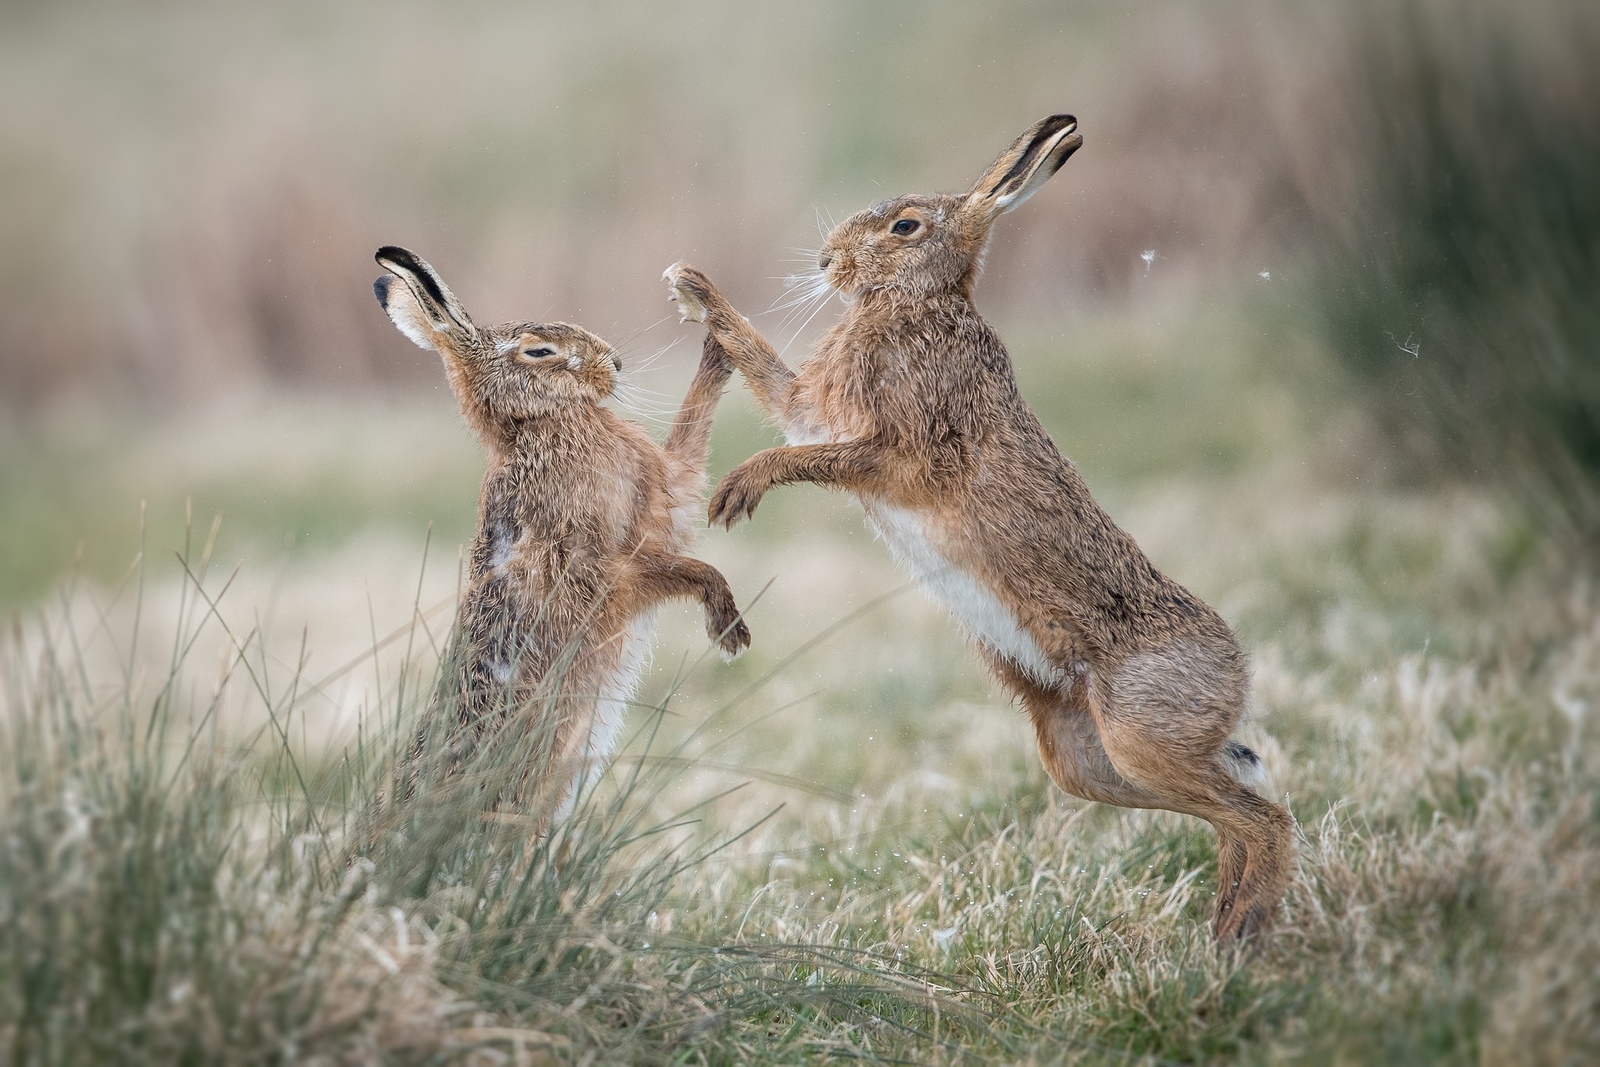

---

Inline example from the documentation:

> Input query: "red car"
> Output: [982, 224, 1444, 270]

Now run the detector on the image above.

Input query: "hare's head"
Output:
[374, 246, 620, 425]
[818, 115, 1080, 300]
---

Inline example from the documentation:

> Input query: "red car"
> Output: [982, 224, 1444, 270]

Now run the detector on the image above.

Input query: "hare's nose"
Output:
[818, 252, 833, 271]
[612, 355, 623, 372]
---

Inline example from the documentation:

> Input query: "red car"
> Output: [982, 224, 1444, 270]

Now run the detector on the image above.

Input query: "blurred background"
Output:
[1, 0, 1595, 716]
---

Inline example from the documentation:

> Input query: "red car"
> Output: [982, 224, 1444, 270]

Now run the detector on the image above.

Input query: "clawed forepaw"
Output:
[663, 261, 711, 324]
[714, 614, 751, 659]
[707, 467, 766, 528]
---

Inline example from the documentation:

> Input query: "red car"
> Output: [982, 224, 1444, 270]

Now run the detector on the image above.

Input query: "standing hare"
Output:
[374, 245, 749, 818]
[664, 115, 1293, 941]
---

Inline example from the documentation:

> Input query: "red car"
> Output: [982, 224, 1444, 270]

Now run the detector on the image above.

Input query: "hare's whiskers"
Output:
[611, 313, 673, 353]
[611, 390, 682, 416]
[615, 338, 682, 377]
[778, 287, 836, 357]
[773, 270, 833, 332]
[770, 266, 829, 313]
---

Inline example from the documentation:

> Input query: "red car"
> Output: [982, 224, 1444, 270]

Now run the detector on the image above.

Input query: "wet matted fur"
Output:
[376, 245, 749, 818]
[664, 116, 1292, 941]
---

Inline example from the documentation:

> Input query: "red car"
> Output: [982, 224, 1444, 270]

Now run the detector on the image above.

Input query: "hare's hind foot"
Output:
[1211, 830, 1250, 937]
[1207, 789, 1294, 944]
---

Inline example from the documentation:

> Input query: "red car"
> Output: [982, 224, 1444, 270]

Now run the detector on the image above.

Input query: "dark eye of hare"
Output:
[891, 218, 920, 235]
[522, 346, 556, 359]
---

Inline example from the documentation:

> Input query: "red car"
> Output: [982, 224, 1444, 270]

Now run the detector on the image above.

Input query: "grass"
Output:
[0, 395, 484, 606]
[2, 298, 1597, 1062]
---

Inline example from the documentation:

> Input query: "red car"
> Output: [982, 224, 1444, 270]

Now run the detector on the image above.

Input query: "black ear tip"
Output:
[375, 244, 417, 271]
[1047, 113, 1078, 133]
[373, 275, 392, 308]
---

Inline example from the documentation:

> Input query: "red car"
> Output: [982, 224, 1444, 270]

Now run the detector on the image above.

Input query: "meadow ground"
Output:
[2, 298, 1596, 1064]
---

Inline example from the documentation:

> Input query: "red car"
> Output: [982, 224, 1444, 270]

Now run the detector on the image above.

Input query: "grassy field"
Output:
[3, 295, 1595, 1063]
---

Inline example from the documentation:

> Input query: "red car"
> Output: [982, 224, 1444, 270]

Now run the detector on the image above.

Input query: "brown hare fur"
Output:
[663, 116, 1293, 942]
[374, 245, 749, 819]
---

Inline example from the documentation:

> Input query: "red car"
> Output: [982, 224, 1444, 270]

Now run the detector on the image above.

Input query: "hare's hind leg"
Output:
[1211, 791, 1293, 941]
[1086, 653, 1294, 942]
[1213, 830, 1250, 933]
[991, 654, 1166, 808]
[1102, 746, 1291, 941]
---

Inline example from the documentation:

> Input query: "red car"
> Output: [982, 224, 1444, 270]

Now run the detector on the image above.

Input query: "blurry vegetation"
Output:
[1303, 1, 1600, 539]
[0, 0, 1292, 409]
[0, 398, 483, 604]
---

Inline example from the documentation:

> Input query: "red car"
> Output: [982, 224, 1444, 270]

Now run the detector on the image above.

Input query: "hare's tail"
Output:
[1222, 740, 1267, 791]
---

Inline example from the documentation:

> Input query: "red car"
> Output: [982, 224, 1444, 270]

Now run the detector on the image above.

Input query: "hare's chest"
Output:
[789, 354, 885, 446]
[864, 503, 1065, 690]
[477, 450, 642, 571]
[472, 481, 522, 579]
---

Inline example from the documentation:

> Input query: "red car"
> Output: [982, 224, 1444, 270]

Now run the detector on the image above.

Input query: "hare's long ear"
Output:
[373, 245, 477, 351]
[962, 114, 1081, 223]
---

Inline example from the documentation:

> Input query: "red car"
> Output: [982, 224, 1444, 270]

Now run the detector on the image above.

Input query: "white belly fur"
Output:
[554, 610, 656, 822]
[866, 503, 1064, 690]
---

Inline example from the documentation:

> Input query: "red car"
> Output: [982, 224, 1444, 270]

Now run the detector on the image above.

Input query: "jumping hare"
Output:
[374, 245, 749, 818]
[663, 116, 1293, 941]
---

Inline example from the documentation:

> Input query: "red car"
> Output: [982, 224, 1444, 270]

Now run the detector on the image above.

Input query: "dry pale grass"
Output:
[3, 302, 1595, 1060]
[12, 460, 1582, 1060]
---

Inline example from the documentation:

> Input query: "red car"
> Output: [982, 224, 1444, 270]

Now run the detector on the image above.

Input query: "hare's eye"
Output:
[521, 346, 556, 359]
[891, 218, 920, 236]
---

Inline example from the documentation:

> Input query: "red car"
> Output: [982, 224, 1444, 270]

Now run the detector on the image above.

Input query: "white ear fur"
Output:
[379, 280, 441, 351]
[374, 246, 477, 341]
[966, 116, 1081, 219]
[991, 125, 1077, 213]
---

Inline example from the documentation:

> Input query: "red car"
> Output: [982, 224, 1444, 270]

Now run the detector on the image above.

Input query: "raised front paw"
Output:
[663, 261, 716, 324]
[708, 462, 768, 528]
